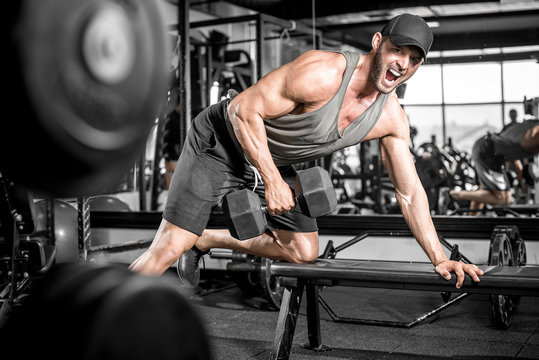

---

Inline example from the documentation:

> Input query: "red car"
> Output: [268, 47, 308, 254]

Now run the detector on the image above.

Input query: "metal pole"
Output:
[178, 0, 191, 146]
[440, 63, 447, 144]
[77, 197, 91, 262]
[137, 155, 146, 211]
[150, 120, 164, 211]
[256, 14, 264, 80]
[500, 61, 506, 127]
[312, 0, 316, 48]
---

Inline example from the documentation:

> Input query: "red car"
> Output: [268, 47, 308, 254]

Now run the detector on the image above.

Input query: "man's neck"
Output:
[352, 52, 379, 100]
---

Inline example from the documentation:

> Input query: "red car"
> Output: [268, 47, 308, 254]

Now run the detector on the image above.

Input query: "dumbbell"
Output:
[222, 166, 337, 240]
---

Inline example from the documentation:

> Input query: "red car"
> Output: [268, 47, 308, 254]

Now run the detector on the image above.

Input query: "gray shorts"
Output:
[163, 99, 318, 236]
[471, 135, 510, 191]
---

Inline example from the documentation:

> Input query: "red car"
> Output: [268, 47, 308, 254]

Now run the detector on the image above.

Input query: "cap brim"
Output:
[388, 34, 427, 60]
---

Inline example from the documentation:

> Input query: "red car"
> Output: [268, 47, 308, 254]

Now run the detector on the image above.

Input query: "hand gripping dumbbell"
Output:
[222, 166, 337, 240]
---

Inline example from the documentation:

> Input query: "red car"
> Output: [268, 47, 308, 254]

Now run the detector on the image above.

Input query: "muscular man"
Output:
[450, 119, 539, 212]
[129, 14, 483, 289]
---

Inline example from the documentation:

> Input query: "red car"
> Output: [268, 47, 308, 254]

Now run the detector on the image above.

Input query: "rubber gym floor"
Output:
[156, 267, 539, 360]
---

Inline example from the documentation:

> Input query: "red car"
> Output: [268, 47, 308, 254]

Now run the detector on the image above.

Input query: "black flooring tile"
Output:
[190, 271, 539, 360]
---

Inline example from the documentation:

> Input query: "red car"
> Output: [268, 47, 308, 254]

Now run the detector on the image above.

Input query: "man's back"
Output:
[493, 119, 539, 160]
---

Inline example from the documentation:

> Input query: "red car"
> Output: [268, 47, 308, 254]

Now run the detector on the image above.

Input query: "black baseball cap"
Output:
[381, 13, 433, 60]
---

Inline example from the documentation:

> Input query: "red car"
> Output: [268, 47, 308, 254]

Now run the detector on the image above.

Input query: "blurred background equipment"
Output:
[34, 199, 79, 264]
[3, 0, 169, 197]
[1, 2, 211, 359]
[0, 263, 212, 360]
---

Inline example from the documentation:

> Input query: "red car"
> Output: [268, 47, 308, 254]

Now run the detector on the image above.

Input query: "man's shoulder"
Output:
[378, 93, 409, 135]
[382, 93, 405, 118]
[294, 49, 347, 67]
[300, 49, 344, 57]
[286, 50, 348, 98]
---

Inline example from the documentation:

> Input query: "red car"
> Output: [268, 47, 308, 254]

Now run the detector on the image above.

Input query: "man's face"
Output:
[370, 37, 424, 94]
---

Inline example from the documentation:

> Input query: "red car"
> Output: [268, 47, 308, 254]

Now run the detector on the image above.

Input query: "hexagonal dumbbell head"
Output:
[294, 166, 337, 218]
[222, 189, 268, 240]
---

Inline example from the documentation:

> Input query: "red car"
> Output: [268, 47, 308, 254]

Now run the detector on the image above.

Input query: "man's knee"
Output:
[287, 246, 318, 264]
[296, 248, 319, 263]
[152, 220, 199, 262]
[274, 231, 319, 264]
[150, 237, 184, 264]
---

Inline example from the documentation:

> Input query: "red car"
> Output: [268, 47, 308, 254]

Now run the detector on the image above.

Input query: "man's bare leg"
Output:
[129, 220, 199, 275]
[130, 219, 319, 277]
[450, 188, 511, 206]
[195, 228, 320, 264]
[174, 227, 318, 288]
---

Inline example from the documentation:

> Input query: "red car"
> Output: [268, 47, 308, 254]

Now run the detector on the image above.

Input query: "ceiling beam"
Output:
[427, 51, 539, 64]
[217, 0, 495, 20]
[432, 29, 539, 52]
[319, 9, 539, 31]
[323, 28, 539, 58]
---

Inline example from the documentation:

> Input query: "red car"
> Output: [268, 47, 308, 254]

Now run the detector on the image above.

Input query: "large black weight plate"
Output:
[2, 263, 211, 360]
[229, 254, 283, 310]
[509, 239, 526, 310]
[260, 257, 284, 310]
[415, 143, 450, 189]
[4, 0, 168, 196]
[491, 225, 526, 311]
[229, 251, 262, 296]
[512, 239, 527, 266]
[488, 233, 515, 329]
[414, 143, 450, 214]
[491, 226, 526, 267]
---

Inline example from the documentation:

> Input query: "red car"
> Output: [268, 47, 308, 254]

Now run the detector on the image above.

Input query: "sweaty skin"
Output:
[226, 33, 483, 287]
[130, 32, 483, 288]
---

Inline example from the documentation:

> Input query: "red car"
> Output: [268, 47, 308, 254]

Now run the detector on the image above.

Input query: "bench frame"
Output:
[269, 260, 539, 360]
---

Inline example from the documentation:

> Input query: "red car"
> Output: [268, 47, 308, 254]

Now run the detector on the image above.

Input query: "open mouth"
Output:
[384, 68, 402, 85]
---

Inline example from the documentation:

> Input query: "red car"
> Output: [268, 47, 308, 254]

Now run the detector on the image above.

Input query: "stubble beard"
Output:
[370, 48, 393, 94]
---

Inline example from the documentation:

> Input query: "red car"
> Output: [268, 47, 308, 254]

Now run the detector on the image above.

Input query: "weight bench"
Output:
[268, 259, 539, 360]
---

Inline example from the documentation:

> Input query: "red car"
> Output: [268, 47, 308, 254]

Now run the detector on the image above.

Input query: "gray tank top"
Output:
[492, 119, 539, 161]
[264, 51, 393, 166]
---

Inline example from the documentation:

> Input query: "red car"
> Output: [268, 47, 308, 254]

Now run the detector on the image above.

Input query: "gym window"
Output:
[400, 59, 539, 154]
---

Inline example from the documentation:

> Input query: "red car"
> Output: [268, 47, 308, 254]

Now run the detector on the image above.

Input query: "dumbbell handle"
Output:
[260, 195, 301, 215]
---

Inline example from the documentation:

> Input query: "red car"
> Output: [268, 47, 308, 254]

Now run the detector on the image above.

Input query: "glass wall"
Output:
[401, 59, 539, 155]
[442, 62, 502, 103]
[400, 65, 442, 105]
[445, 104, 503, 152]
[405, 106, 443, 149]
[503, 60, 539, 102]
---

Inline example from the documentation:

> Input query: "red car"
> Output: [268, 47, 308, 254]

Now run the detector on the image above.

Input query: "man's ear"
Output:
[372, 32, 383, 51]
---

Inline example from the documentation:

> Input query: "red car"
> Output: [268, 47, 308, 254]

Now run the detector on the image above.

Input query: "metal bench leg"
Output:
[270, 283, 304, 360]
[302, 283, 329, 351]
